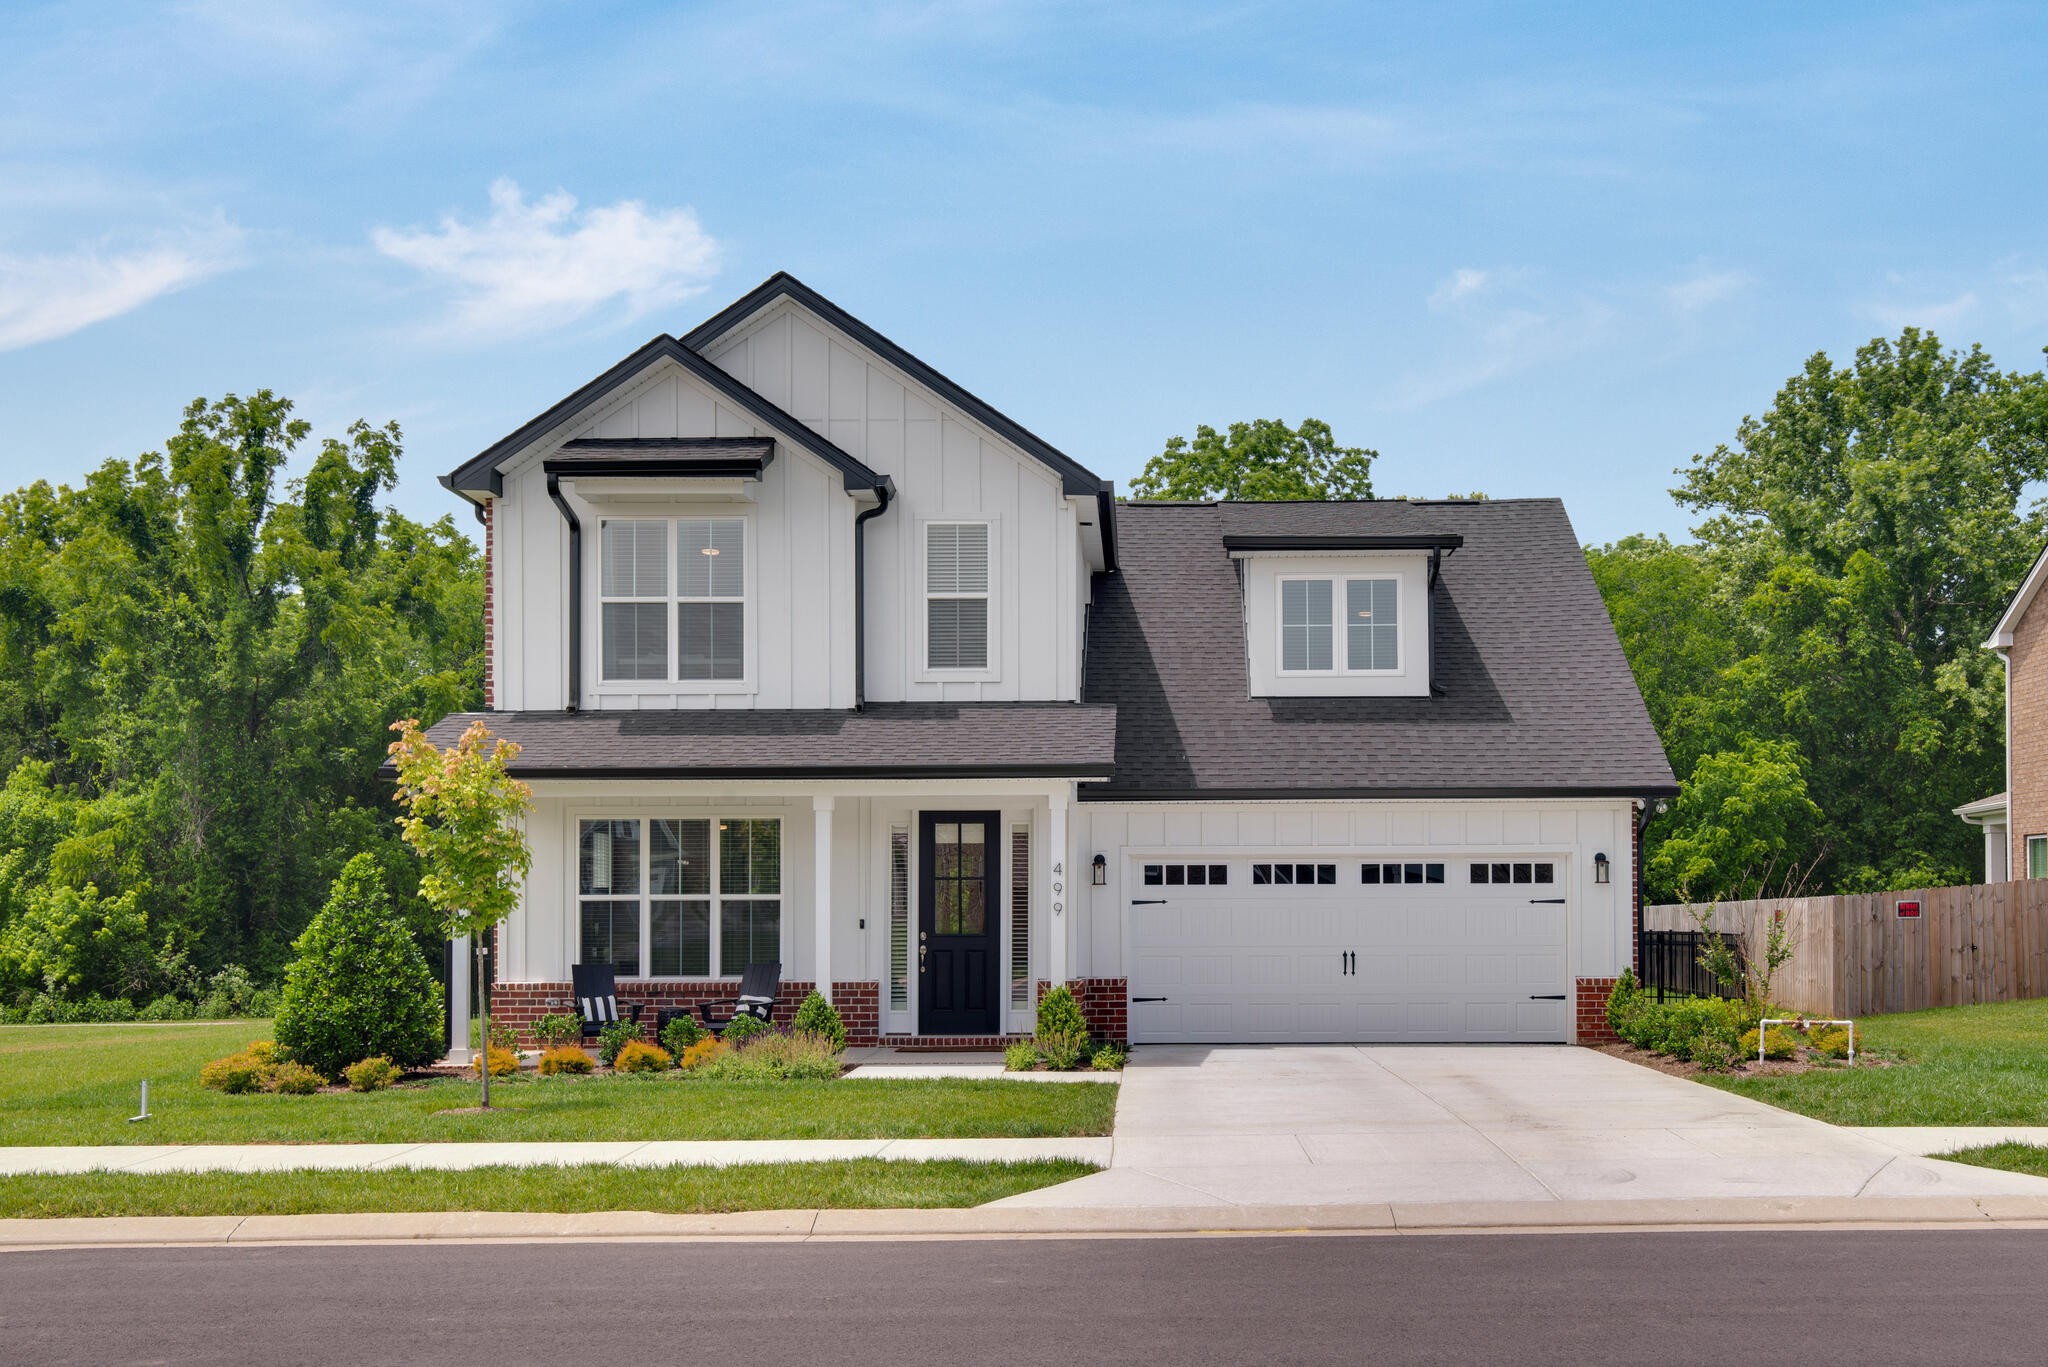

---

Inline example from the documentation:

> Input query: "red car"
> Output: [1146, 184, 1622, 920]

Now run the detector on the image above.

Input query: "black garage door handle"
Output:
[1130, 899, 1168, 905]
[1529, 994, 1566, 1000]
[1132, 996, 1168, 1003]
[1528, 898, 1566, 904]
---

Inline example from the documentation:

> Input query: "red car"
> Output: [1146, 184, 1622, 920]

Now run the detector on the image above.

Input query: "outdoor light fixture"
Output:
[1593, 852, 1610, 885]
[1091, 853, 1107, 886]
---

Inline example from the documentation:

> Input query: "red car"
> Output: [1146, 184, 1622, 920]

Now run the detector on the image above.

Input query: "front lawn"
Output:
[0, 1023, 1117, 1145]
[1700, 997, 2048, 1126]
[1941, 1143, 2048, 1180]
[0, 1158, 1094, 1218]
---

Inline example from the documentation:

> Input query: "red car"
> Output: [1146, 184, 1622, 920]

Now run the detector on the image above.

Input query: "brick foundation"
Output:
[1575, 977, 1619, 1045]
[484, 979, 881, 1047]
[1039, 977, 1129, 1045]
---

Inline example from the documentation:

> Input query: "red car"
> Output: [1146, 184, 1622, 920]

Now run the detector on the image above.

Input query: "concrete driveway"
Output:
[995, 1044, 2048, 1208]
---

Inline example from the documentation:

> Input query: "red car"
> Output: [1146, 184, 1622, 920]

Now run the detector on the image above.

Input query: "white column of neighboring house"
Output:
[1047, 791, 1069, 986]
[813, 796, 835, 1003]
[447, 934, 472, 1064]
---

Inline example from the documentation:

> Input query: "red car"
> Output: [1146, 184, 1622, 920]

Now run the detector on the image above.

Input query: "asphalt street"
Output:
[5, 1229, 2045, 1366]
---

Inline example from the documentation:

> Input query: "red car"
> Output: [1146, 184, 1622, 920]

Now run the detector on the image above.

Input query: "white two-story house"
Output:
[425, 274, 1676, 1051]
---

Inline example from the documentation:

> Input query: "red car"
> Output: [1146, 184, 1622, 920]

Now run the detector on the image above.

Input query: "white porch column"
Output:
[1047, 792, 1070, 987]
[447, 934, 472, 1065]
[813, 796, 835, 1003]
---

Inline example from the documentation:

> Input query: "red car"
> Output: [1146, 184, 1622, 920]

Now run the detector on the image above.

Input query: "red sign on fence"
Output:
[1897, 900, 1921, 918]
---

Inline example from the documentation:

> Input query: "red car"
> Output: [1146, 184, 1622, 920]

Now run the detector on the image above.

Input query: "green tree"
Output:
[272, 852, 444, 1078]
[1647, 739, 1824, 902]
[388, 718, 532, 1107]
[1130, 418, 1376, 501]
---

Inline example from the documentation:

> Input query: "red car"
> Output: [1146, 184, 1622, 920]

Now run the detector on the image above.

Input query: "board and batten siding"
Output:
[491, 359, 859, 711]
[700, 301, 1087, 703]
[1070, 799, 1638, 985]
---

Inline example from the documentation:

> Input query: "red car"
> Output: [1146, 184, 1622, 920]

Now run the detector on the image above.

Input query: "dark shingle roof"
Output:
[1081, 499, 1677, 799]
[412, 704, 1117, 779]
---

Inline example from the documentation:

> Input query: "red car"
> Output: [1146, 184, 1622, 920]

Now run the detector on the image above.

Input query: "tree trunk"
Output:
[476, 941, 491, 1110]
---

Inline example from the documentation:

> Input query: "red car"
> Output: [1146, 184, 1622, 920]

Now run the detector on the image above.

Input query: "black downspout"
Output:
[852, 480, 894, 711]
[1426, 546, 1446, 697]
[546, 473, 581, 713]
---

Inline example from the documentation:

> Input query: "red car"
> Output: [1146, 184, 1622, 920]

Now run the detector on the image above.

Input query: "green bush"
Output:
[343, 1056, 402, 1092]
[1039, 1028, 1088, 1071]
[595, 1020, 638, 1066]
[613, 1040, 673, 1073]
[269, 1061, 325, 1094]
[1004, 1040, 1040, 1072]
[1811, 1025, 1852, 1059]
[702, 1031, 842, 1081]
[1687, 1035, 1738, 1071]
[721, 1013, 770, 1045]
[198, 1053, 267, 1094]
[1616, 995, 1745, 1060]
[532, 1013, 581, 1050]
[22, 993, 137, 1024]
[196, 964, 262, 1020]
[1035, 985, 1088, 1046]
[1605, 969, 1641, 1037]
[659, 1014, 705, 1054]
[791, 991, 847, 1051]
[1090, 1044, 1127, 1071]
[1738, 1026, 1799, 1061]
[272, 854, 444, 1078]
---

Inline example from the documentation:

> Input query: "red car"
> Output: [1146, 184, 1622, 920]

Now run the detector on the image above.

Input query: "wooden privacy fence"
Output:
[1643, 882, 2048, 1018]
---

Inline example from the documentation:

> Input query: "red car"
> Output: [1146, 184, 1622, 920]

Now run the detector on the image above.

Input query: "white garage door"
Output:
[1128, 856, 1570, 1043]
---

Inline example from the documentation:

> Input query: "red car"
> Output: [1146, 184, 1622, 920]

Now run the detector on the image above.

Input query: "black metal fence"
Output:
[1639, 928, 1746, 1003]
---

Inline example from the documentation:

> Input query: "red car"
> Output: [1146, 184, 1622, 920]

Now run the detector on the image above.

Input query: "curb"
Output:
[9, 1195, 2048, 1249]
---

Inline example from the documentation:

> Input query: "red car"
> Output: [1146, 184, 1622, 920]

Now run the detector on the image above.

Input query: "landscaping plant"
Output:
[659, 1014, 705, 1054]
[673, 1037, 725, 1072]
[199, 1041, 329, 1095]
[388, 718, 534, 1110]
[595, 1020, 638, 1066]
[343, 1057, 403, 1092]
[538, 1046, 595, 1076]
[702, 1031, 842, 1081]
[721, 1013, 770, 1045]
[1089, 1044, 1127, 1072]
[532, 1013, 581, 1050]
[1003, 1041, 1039, 1072]
[1034, 984, 1090, 1071]
[470, 1046, 519, 1078]
[612, 1040, 672, 1073]
[272, 853, 445, 1079]
[791, 990, 847, 1050]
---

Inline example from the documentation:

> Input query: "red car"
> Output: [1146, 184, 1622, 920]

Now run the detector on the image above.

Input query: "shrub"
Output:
[538, 1046, 595, 1075]
[470, 1046, 520, 1077]
[1737, 1026, 1798, 1061]
[1811, 1025, 1852, 1059]
[197, 964, 262, 1020]
[1687, 1035, 1738, 1071]
[703, 1031, 842, 1081]
[721, 1013, 770, 1046]
[199, 1053, 268, 1094]
[596, 1020, 638, 1066]
[269, 1061, 325, 1094]
[532, 1013, 582, 1050]
[1035, 985, 1088, 1046]
[343, 1056, 402, 1092]
[1090, 1044, 1127, 1071]
[613, 1040, 673, 1073]
[675, 1037, 726, 1072]
[1039, 1029, 1088, 1072]
[1606, 969, 1641, 1037]
[791, 991, 847, 1051]
[659, 1014, 705, 1055]
[23, 993, 137, 1024]
[1004, 1040, 1040, 1072]
[138, 995, 195, 1022]
[243, 1040, 281, 1065]
[272, 854, 444, 1078]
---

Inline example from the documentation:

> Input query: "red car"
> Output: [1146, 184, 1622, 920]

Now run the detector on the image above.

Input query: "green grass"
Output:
[0, 1022, 1117, 1145]
[0, 1159, 1095, 1218]
[1941, 1143, 2048, 1179]
[1701, 997, 2048, 1126]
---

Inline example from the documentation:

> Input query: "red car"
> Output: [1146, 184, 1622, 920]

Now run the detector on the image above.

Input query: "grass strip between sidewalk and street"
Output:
[1697, 998, 2048, 1126]
[0, 1023, 1118, 1144]
[0, 1158, 1098, 1219]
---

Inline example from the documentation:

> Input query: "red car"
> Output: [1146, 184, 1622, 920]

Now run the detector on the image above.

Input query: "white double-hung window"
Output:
[599, 517, 745, 683]
[926, 522, 990, 671]
[1279, 575, 1399, 674]
[578, 817, 781, 978]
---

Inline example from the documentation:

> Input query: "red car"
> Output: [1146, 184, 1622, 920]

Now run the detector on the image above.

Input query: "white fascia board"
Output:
[1986, 542, 2048, 649]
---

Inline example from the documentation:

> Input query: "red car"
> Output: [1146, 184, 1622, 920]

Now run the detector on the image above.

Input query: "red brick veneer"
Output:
[1575, 977, 1620, 1045]
[1039, 977, 1129, 1045]
[485, 980, 880, 1047]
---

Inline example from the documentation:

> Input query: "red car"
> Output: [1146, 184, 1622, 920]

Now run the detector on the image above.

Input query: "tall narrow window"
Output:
[1346, 578, 1399, 671]
[600, 520, 669, 681]
[648, 819, 711, 976]
[719, 818, 782, 970]
[1010, 824, 1032, 1008]
[1280, 578, 1333, 671]
[578, 819, 642, 974]
[889, 825, 911, 1013]
[926, 522, 990, 670]
[2030, 835, 2047, 880]
[678, 518, 745, 680]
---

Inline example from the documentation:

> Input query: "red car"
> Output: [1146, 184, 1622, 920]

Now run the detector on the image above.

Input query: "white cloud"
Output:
[1428, 268, 1491, 310]
[0, 225, 240, 351]
[1664, 266, 1753, 312]
[373, 180, 722, 339]
[1864, 287, 1979, 332]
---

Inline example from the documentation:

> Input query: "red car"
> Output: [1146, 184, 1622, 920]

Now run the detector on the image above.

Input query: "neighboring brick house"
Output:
[411, 273, 1676, 1057]
[1970, 545, 2048, 880]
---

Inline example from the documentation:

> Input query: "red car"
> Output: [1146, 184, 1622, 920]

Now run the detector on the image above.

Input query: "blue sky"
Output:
[3, 1, 2046, 545]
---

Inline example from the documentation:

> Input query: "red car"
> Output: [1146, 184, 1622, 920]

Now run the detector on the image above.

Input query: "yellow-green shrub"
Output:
[343, 1056, 402, 1092]
[470, 1046, 520, 1077]
[1738, 1026, 1799, 1060]
[199, 1052, 268, 1094]
[675, 1037, 725, 1072]
[538, 1046, 595, 1075]
[612, 1040, 672, 1073]
[1811, 1025, 1852, 1059]
[269, 1061, 325, 1094]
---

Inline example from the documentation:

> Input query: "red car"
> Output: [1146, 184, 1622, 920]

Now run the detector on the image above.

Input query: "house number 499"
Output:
[1052, 862, 1064, 916]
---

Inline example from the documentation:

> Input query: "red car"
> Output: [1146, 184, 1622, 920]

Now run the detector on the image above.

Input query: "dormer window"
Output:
[926, 522, 991, 671]
[1278, 574, 1399, 674]
[600, 516, 747, 683]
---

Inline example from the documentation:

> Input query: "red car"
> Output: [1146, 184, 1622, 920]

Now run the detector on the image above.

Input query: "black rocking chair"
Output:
[571, 962, 643, 1045]
[699, 961, 782, 1035]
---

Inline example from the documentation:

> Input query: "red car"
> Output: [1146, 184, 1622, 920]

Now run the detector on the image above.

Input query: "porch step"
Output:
[881, 1035, 1030, 1052]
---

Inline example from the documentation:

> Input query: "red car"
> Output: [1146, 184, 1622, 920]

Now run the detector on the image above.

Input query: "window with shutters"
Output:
[925, 522, 991, 672]
[598, 517, 747, 685]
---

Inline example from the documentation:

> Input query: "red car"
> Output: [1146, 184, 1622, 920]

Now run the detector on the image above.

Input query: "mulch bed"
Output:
[1596, 1040, 1896, 1080]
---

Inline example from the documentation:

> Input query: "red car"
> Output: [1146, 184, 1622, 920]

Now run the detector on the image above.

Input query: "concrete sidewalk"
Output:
[0, 1137, 1112, 1176]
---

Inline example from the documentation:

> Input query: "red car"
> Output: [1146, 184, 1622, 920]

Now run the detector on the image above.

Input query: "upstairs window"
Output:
[1279, 575, 1399, 675]
[599, 517, 745, 683]
[926, 522, 990, 670]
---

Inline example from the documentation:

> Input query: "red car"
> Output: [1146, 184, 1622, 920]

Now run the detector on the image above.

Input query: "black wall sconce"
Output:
[1091, 853, 1107, 886]
[1593, 852, 1611, 885]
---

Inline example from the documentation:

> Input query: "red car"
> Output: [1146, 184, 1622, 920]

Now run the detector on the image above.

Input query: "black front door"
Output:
[919, 811, 1001, 1035]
